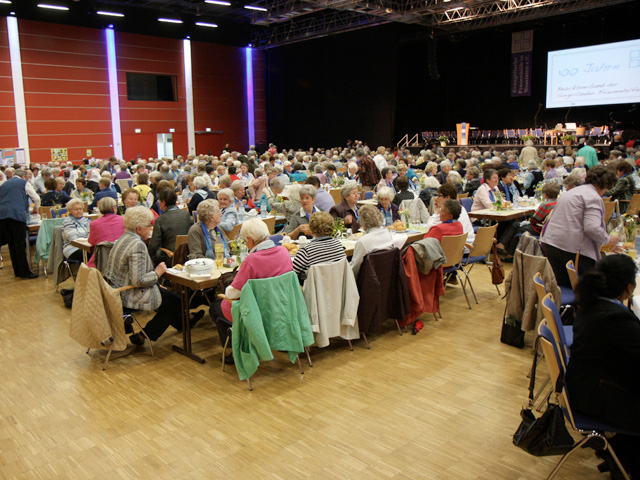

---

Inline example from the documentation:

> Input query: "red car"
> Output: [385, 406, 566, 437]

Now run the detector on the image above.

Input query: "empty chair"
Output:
[565, 260, 579, 291]
[539, 290, 573, 362]
[460, 224, 499, 301]
[460, 197, 473, 213]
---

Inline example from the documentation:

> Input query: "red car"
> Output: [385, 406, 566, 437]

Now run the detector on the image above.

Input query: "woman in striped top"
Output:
[292, 211, 346, 284]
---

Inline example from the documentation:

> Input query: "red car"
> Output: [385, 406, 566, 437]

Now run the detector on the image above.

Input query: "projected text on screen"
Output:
[546, 38, 640, 109]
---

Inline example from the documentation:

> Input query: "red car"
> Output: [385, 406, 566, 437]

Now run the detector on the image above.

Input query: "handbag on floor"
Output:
[490, 244, 505, 285]
[513, 336, 574, 456]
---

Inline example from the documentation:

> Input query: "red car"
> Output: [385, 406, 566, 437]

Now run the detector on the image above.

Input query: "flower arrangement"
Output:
[332, 176, 345, 187]
[492, 191, 507, 211]
[561, 133, 577, 144]
[399, 208, 411, 228]
[79, 190, 94, 202]
[333, 218, 346, 238]
[521, 134, 535, 143]
[623, 214, 639, 243]
[437, 135, 449, 145]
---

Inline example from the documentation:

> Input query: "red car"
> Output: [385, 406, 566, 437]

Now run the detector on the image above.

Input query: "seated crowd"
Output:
[2, 135, 640, 477]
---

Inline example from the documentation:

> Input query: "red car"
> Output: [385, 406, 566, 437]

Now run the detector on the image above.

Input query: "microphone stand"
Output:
[534, 103, 542, 129]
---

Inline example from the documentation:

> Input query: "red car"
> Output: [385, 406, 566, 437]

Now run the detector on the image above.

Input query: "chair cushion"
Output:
[563, 325, 573, 346]
[559, 286, 575, 305]
[572, 410, 639, 436]
[463, 255, 486, 265]
[442, 266, 457, 275]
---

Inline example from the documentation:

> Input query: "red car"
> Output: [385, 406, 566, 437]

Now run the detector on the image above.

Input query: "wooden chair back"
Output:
[330, 189, 343, 205]
[533, 272, 547, 304]
[261, 216, 276, 234]
[175, 235, 188, 251]
[566, 260, 579, 291]
[226, 223, 242, 240]
[38, 206, 53, 219]
[467, 224, 497, 258]
[625, 193, 640, 216]
[603, 200, 616, 224]
[440, 233, 467, 269]
[457, 192, 469, 199]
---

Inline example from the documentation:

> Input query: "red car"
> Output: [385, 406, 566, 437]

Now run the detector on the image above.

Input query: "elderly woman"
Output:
[376, 186, 401, 226]
[105, 207, 200, 346]
[133, 172, 151, 204]
[71, 177, 93, 202]
[563, 172, 583, 191]
[217, 188, 239, 233]
[463, 166, 481, 196]
[86, 197, 124, 268]
[188, 199, 229, 259]
[211, 218, 293, 360]
[329, 182, 361, 232]
[523, 159, 544, 197]
[350, 204, 395, 277]
[418, 176, 440, 209]
[345, 162, 358, 181]
[269, 182, 301, 223]
[605, 160, 635, 213]
[471, 168, 499, 211]
[541, 165, 620, 287]
[61, 198, 90, 261]
[231, 180, 257, 211]
[377, 167, 396, 194]
[393, 176, 414, 206]
[447, 170, 464, 194]
[119, 188, 140, 214]
[181, 174, 196, 204]
[148, 187, 193, 266]
[238, 163, 254, 186]
[188, 175, 215, 214]
[292, 211, 346, 284]
[284, 185, 319, 240]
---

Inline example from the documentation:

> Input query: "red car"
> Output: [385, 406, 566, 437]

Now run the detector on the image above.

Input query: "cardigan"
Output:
[231, 271, 314, 380]
[86, 213, 124, 268]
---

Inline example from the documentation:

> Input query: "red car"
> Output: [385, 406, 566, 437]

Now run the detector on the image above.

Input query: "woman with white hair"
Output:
[269, 183, 301, 223]
[210, 218, 293, 360]
[105, 206, 201, 346]
[447, 170, 464, 194]
[345, 161, 358, 181]
[230, 180, 256, 211]
[217, 188, 239, 233]
[523, 159, 544, 197]
[418, 176, 440, 209]
[188, 199, 228, 259]
[61, 198, 90, 262]
[376, 186, 401, 225]
[350, 204, 395, 277]
[329, 182, 361, 232]
[187, 175, 215, 214]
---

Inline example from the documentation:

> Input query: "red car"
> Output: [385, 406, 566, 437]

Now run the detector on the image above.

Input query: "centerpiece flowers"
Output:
[399, 208, 411, 229]
[492, 191, 512, 211]
[333, 218, 346, 238]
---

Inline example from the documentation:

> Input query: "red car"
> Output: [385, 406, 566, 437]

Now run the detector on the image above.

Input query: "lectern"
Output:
[456, 123, 470, 146]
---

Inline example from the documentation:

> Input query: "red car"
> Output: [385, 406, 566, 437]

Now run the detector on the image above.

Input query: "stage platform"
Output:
[405, 143, 611, 155]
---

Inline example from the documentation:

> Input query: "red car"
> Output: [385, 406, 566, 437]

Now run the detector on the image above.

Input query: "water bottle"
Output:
[239, 243, 248, 263]
[260, 197, 267, 218]
[238, 204, 245, 222]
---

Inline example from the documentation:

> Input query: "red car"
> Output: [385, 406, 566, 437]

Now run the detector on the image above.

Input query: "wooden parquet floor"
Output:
[0, 249, 608, 479]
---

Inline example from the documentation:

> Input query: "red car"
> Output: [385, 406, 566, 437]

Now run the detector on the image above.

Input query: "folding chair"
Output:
[460, 224, 499, 302]
[441, 233, 472, 309]
[537, 322, 634, 480]
[566, 260, 579, 292]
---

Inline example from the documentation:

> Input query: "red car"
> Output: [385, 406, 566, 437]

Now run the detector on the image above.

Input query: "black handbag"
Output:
[513, 336, 575, 456]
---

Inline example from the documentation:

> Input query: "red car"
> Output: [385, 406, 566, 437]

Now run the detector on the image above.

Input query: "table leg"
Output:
[172, 284, 206, 363]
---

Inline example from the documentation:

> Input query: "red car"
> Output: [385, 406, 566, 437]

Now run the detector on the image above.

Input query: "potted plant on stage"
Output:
[561, 133, 577, 146]
[521, 134, 535, 144]
[438, 135, 449, 147]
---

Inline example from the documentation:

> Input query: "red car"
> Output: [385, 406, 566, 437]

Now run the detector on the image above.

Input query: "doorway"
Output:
[157, 133, 173, 158]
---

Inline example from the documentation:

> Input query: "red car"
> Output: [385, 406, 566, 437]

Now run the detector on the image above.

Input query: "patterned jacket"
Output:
[104, 231, 161, 311]
[356, 157, 381, 187]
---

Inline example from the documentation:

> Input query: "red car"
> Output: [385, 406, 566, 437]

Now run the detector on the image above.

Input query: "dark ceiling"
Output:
[2, 0, 635, 48]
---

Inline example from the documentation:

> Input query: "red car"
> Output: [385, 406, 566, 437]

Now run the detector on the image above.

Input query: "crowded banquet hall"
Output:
[2, 1, 640, 479]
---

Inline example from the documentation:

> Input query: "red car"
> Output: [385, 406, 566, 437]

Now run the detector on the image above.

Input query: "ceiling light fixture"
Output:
[158, 18, 183, 24]
[37, 4, 69, 10]
[0, 1, 13, 5]
[97, 11, 124, 17]
[195, 22, 218, 28]
[204, 0, 231, 5]
[244, 5, 268, 12]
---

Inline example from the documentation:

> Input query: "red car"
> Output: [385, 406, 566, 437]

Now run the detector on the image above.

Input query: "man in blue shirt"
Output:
[89, 177, 118, 211]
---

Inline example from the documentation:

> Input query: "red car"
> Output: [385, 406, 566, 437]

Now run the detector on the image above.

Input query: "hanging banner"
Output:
[511, 30, 533, 97]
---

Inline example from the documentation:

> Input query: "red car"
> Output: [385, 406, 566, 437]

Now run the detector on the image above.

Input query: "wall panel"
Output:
[191, 42, 248, 156]
[252, 49, 267, 147]
[116, 32, 187, 160]
[19, 20, 112, 163]
[0, 19, 18, 151]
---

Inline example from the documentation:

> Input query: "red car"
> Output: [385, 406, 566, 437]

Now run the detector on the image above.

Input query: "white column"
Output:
[7, 16, 30, 166]
[245, 47, 255, 148]
[105, 27, 123, 160]
[183, 39, 196, 156]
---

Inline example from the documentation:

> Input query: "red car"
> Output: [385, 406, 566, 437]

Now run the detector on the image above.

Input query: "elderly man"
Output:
[0, 169, 41, 278]
[33, 167, 52, 194]
[435, 160, 451, 184]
